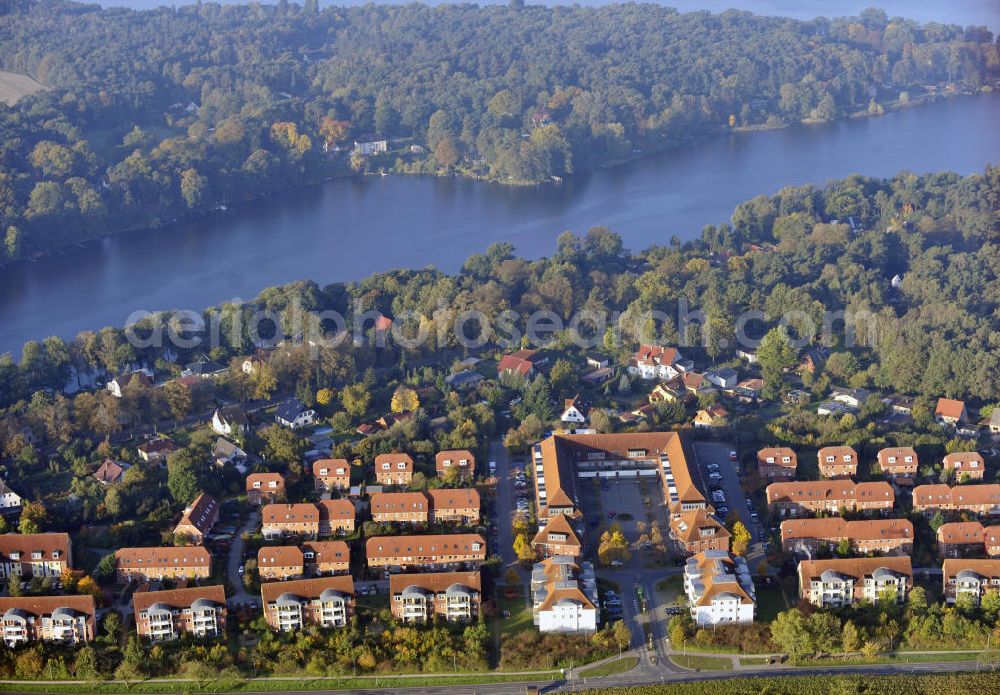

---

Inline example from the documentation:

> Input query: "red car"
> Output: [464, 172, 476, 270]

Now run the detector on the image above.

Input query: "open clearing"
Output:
[0, 70, 46, 105]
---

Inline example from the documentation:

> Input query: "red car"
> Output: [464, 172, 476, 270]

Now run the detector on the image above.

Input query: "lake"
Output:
[0, 92, 998, 356]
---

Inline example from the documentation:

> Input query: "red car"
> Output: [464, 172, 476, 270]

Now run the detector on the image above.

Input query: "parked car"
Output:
[745, 498, 753, 508]
[716, 505, 729, 515]
[706, 463, 720, 471]
[708, 472, 722, 481]
[730, 450, 738, 461]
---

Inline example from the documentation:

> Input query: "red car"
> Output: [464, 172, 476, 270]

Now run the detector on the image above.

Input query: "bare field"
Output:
[0, 70, 46, 105]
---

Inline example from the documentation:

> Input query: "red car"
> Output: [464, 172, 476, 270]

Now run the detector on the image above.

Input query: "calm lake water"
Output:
[0, 92, 998, 356]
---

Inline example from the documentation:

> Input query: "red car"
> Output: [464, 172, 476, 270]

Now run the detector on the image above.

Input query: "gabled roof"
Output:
[942, 559, 1000, 583]
[366, 533, 486, 560]
[114, 545, 211, 570]
[246, 472, 285, 492]
[0, 595, 95, 622]
[262, 503, 319, 525]
[798, 556, 912, 584]
[257, 545, 304, 568]
[370, 491, 428, 514]
[389, 570, 481, 596]
[275, 399, 309, 422]
[175, 493, 218, 534]
[313, 458, 351, 477]
[498, 351, 536, 376]
[374, 453, 413, 472]
[781, 518, 912, 543]
[0, 533, 71, 563]
[318, 498, 355, 522]
[767, 480, 894, 505]
[427, 488, 480, 512]
[935, 398, 967, 420]
[937, 522, 985, 544]
[94, 459, 126, 483]
[531, 512, 582, 548]
[301, 540, 350, 564]
[913, 483, 1000, 508]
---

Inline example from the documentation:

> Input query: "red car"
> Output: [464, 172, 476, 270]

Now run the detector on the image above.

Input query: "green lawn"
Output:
[670, 654, 734, 671]
[797, 651, 987, 667]
[497, 585, 533, 636]
[753, 577, 787, 621]
[655, 576, 682, 594]
[578, 656, 639, 678]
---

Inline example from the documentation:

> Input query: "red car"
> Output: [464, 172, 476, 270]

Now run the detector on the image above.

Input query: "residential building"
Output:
[817, 446, 859, 479]
[912, 484, 1000, 516]
[427, 488, 480, 525]
[133, 586, 227, 641]
[497, 349, 541, 378]
[780, 518, 913, 557]
[137, 438, 176, 464]
[352, 137, 388, 156]
[627, 344, 683, 380]
[693, 405, 728, 428]
[990, 410, 1000, 435]
[937, 522, 991, 558]
[211, 406, 247, 437]
[274, 399, 316, 429]
[257, 546, 305, 580]
[683, 551, 755, 626]
[798, 557, 912, 607]
[444, 370, 483, 390]
[704, 367, 738, 389]
[115, 546, 211, 583]
[302, 541, 351, 575]
[942, 559, 1000, 604]
[262, 575, 355, 631]
[435, 449, 476, 480]
[766, 481, 894, 518]
[681, 371, 715, 396]
[560, 395, 589, 424]
[370, 492, 429, 524]
[935, 398, 968, 426]
[877, 447, 919, 482]
[246, 472, 285, 506]
[670, 507, 730, 555]
[390, 571, 482, 623]
[943, 452, 986, 481]
[173, 494, 219, 544]
[374, 453, 414, 486]
[93, 459, 128, 485]
[0, 479, 21, 514]
[0, 595, 95, 647]
[0, 533, 72, 580]
[830, 387, 871, 410]
[262, 503, 321, 539]
[987, 526, 1000, 556]
[737, 348, 758, 364]
[531, 556, 598, 633]
[648, 382, 687, 405]
[213, 438, 246, 468]
[756, 447, 797, 480]
[531, 513, 583, 558]
[107, 371, 152, 398]
[313, 458, 351, 492]
[531, 432, 698, 523]
[366, 534, 487, 572]
[318, 499, 356, 535]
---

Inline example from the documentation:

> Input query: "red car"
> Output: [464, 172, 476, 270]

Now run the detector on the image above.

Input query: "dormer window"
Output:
[382, 463, 390, 470]
[31, 552, 42, 560]
[904, 456, 913, 463]
[397, 462, 407, 469]
[319, 468, 328, 475]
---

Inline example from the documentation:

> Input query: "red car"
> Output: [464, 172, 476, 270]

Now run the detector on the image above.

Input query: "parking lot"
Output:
[691, 440, 767, 549]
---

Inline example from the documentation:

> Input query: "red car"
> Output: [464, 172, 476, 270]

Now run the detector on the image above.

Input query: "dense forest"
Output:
[0, 166, 996, 411]
[0, 0, 997, 261]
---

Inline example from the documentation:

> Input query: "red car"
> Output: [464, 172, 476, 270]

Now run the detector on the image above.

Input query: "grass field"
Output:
[670, 654, 733, 671]
[497, 584, 534, 636]
[0, 70, 45, 105]
[753, 577, 788, 621]
[579, 656, 639, 678]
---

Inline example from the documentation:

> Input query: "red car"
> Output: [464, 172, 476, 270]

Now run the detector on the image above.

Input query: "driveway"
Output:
[690, 440, 766, 557]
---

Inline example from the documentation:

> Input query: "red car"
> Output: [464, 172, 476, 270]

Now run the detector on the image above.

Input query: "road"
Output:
[227, 509, 260, 605]
[490, 438, 518, 574]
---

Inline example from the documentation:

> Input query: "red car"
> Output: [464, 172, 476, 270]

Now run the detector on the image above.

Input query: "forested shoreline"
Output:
[0, 0, 997, 262]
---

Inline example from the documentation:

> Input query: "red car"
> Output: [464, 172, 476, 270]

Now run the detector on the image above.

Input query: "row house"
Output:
[0, 533, 71, 580]
[798, 557, 912, 608]
[302, 540, 351, 575]
[261, 576, 355, 632]
[683, 551, 756, 626]
[313, 458, 351, 492]
[766, 481, 894, 518]
[258, 546, 305, 581]
[937, 522, 1000, 558]
[912, 484, 1000, 517]
[531, 556, 599, 633]
[943, 452, 986, 481]
[133, 586, 227, 642]
[173, 493, 219, 544]
[877, 447, 919, 482]
[756, 447, 797, 481]
[390, 571, 481, 624]
[435, 450, 476, 480]
[375, 453, 414, 486]
[428, 488, 480, 525]
[0, 595, 95, 648]
[366, 534, 487, 572]
[780, 518, 914, 557]
[817, 446, 859, 478]
[246, 472, 286, 505]
[669, 507, 730, 555]
[262, 500, 356, 539]
[370, 492, 428, 524]
[942, 559, 1000, 605]
[531, 513, 583, 558]
[115, 546, 211, 583]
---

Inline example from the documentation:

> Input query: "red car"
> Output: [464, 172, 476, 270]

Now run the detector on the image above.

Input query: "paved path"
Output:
[227, 509, 260, 605]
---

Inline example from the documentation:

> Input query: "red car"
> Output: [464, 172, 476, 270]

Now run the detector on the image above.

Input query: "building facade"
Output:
[389, 571, 481, 623]
[0, 595, 95, 648]
[797, 557, 912, 607]
[366, 534, 486, 572]
[0, 533, 71, 580]
[531, 556, 599, 633]
[133, 586, 227, 641]
[428, 488, 480, 525]
[115, 546, 211, 582]
[374, 453, 414, 486]
[780, 518, 914, 557]
[942, 559, 1000, 604]
[435, 450, 476, 480]
[756, 447, 797, 480]
[683, 551, 755, 626]
[817, 446, 859, 478]
[246, 472, 286, 506]
[766, 481, 894, 518]
[313, 458, 351, 492]
[261, 576, 355, 631]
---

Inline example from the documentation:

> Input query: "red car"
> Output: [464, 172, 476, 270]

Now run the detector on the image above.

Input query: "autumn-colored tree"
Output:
[513, 533, 536, 562]
[179, 167, 206, 208]
[341, 382, 371, 417]
[597, 526, 631, 565]
[316, 388, 334, 406]
[434, 136, 459, 169]
[391, 386, 420, 413]
[77, 576, 101, 601]
[730, 520, 751, 556]
[163, 379, 192, 419]
[319, 117, 350, 148]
